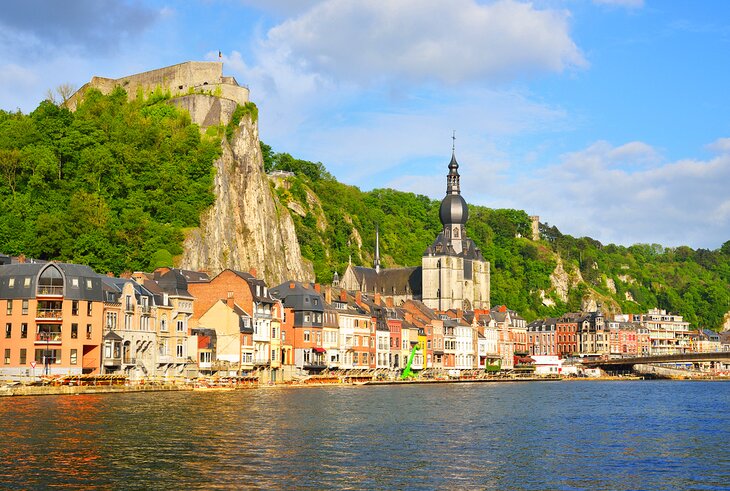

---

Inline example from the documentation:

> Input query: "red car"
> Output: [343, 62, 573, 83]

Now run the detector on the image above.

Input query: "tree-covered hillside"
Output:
[0, 88, 220, 273]
[263, 146, 730, 330]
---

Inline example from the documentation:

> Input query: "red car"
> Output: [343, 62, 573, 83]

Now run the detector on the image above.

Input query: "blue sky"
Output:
[1, 0, 728, 249]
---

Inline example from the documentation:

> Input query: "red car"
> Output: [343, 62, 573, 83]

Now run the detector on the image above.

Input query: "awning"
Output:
[312, 347, 326, 353]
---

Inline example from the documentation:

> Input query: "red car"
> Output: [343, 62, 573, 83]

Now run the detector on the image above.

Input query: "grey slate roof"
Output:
[349, 265, 422, 296]
[270, 281, 324, 312]
[153, 269, 193, 297]
[0, 262, 104, 301]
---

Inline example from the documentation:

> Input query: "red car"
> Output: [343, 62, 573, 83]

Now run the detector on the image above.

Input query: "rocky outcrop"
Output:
[549, 257, 581, 303]
[180, 109, 314, 284]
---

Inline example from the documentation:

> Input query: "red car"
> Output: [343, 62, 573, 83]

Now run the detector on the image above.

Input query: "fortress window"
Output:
[178, 85, 183, 90]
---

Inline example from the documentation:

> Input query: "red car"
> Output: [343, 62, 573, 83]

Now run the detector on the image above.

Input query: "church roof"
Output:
[423, 233, 485, 260]
[347, 265, 422, 296]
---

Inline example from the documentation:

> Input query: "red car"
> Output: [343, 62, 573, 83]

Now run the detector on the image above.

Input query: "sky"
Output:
[1, 0, 729, 250]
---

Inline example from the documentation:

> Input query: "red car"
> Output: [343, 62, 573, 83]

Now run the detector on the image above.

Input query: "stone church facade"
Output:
[340, 151, 490, 311]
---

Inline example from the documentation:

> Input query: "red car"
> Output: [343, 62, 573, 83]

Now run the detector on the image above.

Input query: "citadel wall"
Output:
[66, 61, 249, 114]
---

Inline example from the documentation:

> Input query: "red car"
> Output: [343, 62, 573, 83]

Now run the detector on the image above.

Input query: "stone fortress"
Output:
[66, 61, 250, 128]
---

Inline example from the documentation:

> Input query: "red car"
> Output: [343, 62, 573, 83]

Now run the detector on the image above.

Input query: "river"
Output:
[0, 380, 728, 490]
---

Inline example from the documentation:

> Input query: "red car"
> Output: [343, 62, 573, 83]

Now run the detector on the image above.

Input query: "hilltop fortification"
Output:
[66, 62, 314, 284]
[66, 61, 249, 128]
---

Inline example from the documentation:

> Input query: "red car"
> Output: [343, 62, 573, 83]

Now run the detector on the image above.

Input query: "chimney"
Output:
[314, 283, 321, 293]
[374, 292, 381, 305]
[120, 270, 132, 279]
[340, 290, 347, 302]
[355, 291, 362, 305]
[289, 282, 295, 289]
[324, 285, 332, 305]
[17, 254, 26, 264]
[226, 291, 235, 309]
[386, 297, 394, 308]
[405, 312, 413, 323]
[106, 272, 115, 278]
[249, 267, 257, 278]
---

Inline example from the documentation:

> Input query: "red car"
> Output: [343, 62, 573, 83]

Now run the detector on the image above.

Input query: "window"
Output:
[271, 349, 277, 361]
[160, 316, 168, 331]
[21, 323, 27, 339]
[86, 279, 93, 289]
[23, 277, 30, 288]
[4, 349, 9, 364]
[106, 312, 117, 329]
[86, 324, 92, 340]
[87, 302, 92, 316]
[4, 323, 10, 338]
[316, 332, 321, 345]
[177, 320, 184, 332]
[19, 349, 26, 365]
[304, 314, 310, 323]
[71, 323, 78, 339]
[35, 349, 60, 365]
[72, 301, 79, 316]
[176, 340, 184, 358]
[281, 331, 286, 343]
[8, 278, 14, 288]
[6, 300, 12, 315]
[70, 349, 77, 365]
[271, 327, 277, 338]
[304, 330, 310, 342]
[71, 278, 79, 288]
[200, 352, 212, 364]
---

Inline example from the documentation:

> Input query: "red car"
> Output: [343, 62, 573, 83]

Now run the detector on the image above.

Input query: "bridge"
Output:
[582, 352, 730, 371]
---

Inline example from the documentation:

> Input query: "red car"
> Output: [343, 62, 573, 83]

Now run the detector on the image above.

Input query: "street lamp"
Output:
[42, 330, 51, 376]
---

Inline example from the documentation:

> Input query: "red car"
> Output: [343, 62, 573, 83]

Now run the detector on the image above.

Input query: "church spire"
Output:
[447, 131, 461, 195]
[374, 223, 381, 273]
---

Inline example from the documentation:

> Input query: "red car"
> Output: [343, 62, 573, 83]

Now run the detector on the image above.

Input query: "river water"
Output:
[0, 380, 728, 490]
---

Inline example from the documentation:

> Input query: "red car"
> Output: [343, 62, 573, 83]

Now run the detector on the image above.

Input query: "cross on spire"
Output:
[452, 130, 456, 153]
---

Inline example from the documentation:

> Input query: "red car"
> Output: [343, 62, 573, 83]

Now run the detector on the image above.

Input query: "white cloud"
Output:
[263, 0, 585, 86]
[707, 137, 730, 154]
[499, 141, 730, 248]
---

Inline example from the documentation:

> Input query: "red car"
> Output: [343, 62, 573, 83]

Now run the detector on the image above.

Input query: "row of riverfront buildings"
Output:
[1, 253, 726, 383]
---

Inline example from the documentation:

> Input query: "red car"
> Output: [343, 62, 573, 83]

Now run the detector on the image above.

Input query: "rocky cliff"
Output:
[179, 102, 314, 284]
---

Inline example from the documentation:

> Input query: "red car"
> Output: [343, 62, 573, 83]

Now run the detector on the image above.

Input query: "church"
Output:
[339, 150, 490, 311]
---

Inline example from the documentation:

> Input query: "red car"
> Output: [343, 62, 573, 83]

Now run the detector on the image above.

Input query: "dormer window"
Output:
[37, 265, 63, 295]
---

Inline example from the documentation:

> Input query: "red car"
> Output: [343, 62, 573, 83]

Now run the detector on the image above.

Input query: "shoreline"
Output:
[2, 374, 727, 397]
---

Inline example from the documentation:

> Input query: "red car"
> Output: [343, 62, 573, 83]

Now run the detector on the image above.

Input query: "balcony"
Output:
[37, 286, 64, 298]
[122, 357, 136, 366]
[103, 357, 122, 367]
[36, 309, 63, 321]
[158, 355, 173, 364]
[125, 304, 135, 313]
[139, 305, 151, 315]
[35, 332, 62, 344]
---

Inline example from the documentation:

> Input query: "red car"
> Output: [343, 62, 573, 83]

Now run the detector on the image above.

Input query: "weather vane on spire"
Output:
[452, 130, 456, 153]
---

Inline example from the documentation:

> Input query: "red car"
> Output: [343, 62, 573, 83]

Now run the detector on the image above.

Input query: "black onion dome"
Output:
[439, 194, 469, 225]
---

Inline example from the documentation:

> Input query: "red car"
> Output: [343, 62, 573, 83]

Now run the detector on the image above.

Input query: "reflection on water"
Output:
[0, 381, 728, 490]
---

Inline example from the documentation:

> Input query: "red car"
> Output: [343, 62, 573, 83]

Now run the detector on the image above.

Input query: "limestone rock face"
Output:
[180, 113, 314, 284]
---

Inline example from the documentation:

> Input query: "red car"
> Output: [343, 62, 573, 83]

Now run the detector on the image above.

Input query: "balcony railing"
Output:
[36, 332, 62, 343]
[158, 355, 173, 364]
[139, 305, 151, 314]
[103, 357, 122, 367]
[36, 309, 63, 320]
[37, 286, 64, 296]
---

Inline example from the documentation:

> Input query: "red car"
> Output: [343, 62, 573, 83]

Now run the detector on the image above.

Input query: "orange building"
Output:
[0, 261, 104, 380]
